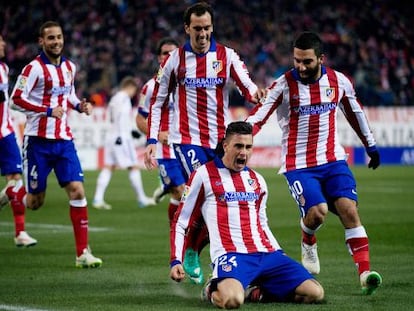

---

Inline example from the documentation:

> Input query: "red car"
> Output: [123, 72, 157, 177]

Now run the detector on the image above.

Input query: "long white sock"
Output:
[129, 169, 147, 201]
[93, 168, 112, 202]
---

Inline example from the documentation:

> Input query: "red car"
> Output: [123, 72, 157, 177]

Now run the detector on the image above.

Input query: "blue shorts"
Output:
[173, 144, 216, 180]
[23, 136, 84, 193]
[283, 160, 357, 217]
[212, 251, 314, 302]
[156, 158, 186, 189]
[0, 133, 23, 176]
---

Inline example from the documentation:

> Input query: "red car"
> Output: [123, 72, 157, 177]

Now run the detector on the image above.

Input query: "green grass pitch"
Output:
[0, 165, 413, 310]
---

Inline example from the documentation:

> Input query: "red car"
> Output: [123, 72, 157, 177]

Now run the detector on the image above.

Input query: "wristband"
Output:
[170, 260, 182, 268]
[146, 138, 157, 145]
[47, 108, 53, 117]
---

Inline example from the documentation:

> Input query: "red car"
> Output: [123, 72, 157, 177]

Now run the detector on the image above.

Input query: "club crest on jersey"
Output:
[324, 87, 335, 101]
[17, 76, 27, 90]
[248, 178, 258, 190]
[67, 70, 73, 81]
[212, 60, 223, 73]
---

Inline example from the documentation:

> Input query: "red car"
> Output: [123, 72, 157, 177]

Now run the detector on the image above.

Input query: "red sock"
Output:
[7, 184, 26, 236]
[346, 237, 370, 275]
[168, 201, 179, 227]
[195, 223, 209, 254]
[70, 206, 88, 256]
[302, 230, 317, 245]
[185, 219, 209, 254]
[11, 199, 25, 236]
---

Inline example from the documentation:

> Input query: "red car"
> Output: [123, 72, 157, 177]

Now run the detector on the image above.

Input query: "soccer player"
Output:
[136, 37, 186, 222]
[93, 76, 155, 209]
[144, 1, 265, 284]
[0, 34, 37, 247]
[246, 31, 382, 294]
[9, 21, 102, 268]
[170, 121, 324, 308]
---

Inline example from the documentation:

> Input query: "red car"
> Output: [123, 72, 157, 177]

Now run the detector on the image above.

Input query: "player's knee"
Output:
[219, 292, 244, 309]
[65, 182, 85, 200]
[304, 280, 324, 303]
[309, 204, 328, 223]
[310, 282, 324, 303]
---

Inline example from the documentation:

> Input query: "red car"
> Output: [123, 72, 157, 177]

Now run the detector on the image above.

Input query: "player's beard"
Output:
[45, 45, 63, 60]
[298, 64, 320, 84]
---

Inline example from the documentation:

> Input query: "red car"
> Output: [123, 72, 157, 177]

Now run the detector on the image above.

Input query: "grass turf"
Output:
[0, 165, 413, 310]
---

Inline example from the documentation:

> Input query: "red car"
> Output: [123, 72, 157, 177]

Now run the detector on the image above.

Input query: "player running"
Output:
[246, 31, 382, 294]
[9, 21, 102, 268]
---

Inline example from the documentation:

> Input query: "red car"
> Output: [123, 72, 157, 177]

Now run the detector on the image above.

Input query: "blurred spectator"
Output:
[1, 0, 412, 106]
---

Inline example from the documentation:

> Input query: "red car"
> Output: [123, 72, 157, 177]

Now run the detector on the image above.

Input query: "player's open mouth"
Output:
[236, 159, 246, 165]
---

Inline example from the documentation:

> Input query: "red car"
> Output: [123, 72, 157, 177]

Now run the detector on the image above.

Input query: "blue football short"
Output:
[0, 133, 23, 176]
[156, 158, 186, 190]
[173, 144, 217, 180]
[283, 160, 358, 217]
[23, 136, 84, 193]
[211, 250, 314, 302]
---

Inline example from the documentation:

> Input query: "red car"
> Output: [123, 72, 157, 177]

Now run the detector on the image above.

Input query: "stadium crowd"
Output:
[1, 0, 413, 106]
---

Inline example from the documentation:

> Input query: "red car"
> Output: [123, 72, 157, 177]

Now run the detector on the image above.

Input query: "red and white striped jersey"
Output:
[10, 52, 81, 140]
[148, 39, 258, 149]
[0, 61, 14, 139]
[247, 66, 377, 173]
[138, 76, 175, 159]
[170, 157, 281, 264]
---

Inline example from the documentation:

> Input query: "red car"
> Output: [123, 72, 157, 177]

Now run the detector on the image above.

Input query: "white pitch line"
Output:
[0, 221, 111, 235]
[0, 305, 52, 311]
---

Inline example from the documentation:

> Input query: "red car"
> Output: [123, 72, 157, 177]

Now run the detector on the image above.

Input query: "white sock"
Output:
[93, 168, 112, 202]
[129, 169, 147, 201]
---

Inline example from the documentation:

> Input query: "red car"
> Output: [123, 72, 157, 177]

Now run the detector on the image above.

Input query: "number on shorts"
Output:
[289, 180, 303, 204]
[187, 149, 197, 165]
[218, 254, 238, 267]
[30, 165, 38, 180]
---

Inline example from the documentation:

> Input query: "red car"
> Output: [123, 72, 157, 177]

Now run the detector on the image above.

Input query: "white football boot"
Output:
[75, 247, 103, 268]
[301, 242, 320, 274]
[14, 231, 38, 247]
[92, 200, 112, 210]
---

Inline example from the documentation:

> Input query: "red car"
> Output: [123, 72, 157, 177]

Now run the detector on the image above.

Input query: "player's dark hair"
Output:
[216, 121, 253, 157]
[226, 121, 253, 137]
[293, 31, 323, 57]
[39, 21, 61, 37]
[156, 37, 179, 55]
[183, 2, 214, 26]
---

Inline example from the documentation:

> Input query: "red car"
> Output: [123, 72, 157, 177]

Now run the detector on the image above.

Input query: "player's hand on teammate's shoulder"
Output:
[252, 88, 267, 104]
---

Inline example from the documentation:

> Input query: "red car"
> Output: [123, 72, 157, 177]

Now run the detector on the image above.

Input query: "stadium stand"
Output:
[1, 0, 413, 106]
